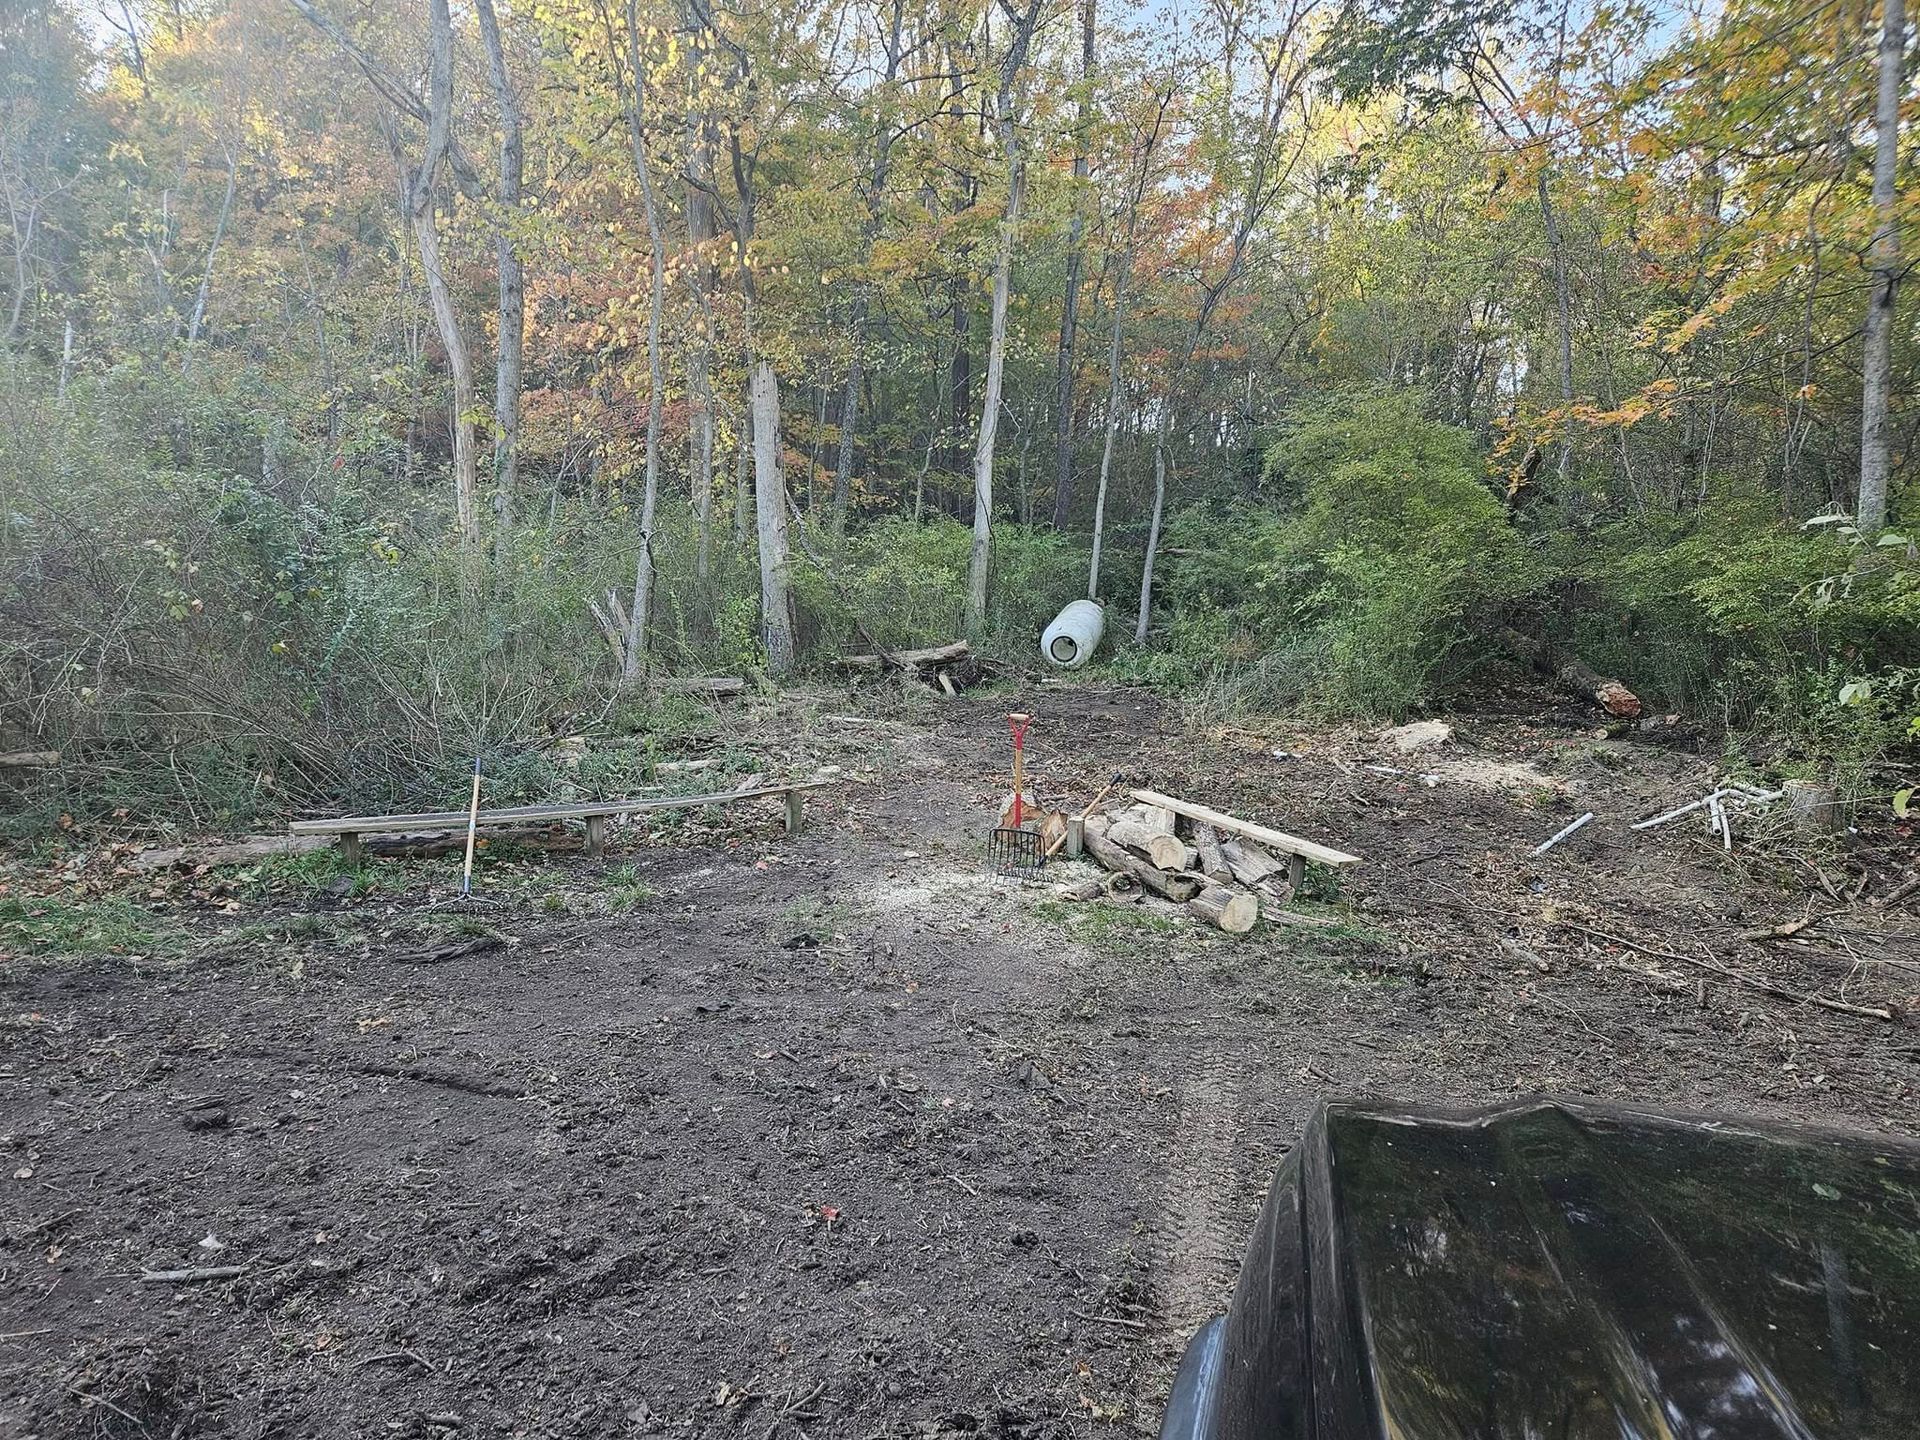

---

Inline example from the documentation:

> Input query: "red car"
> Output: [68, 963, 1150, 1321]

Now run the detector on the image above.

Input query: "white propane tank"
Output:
[1042, 599, 1106, 669]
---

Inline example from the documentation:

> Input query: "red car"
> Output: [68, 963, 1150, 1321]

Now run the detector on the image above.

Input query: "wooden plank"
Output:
[288, 781, 834, 836]
[1128, 788, 1360, 868]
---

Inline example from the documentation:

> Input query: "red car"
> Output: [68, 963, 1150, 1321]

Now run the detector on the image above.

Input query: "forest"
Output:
[1, 0, 1915, 827]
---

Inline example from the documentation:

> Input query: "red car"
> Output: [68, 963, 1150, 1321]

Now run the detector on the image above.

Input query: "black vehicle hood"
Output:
[1204, 1097, 1920, 1440]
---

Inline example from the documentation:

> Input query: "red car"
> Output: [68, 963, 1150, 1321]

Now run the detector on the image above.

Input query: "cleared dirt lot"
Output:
[4, 684, 1917, 1438]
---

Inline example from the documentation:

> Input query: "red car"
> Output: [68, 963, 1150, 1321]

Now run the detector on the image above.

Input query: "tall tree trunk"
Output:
[181, 141, 237, 370]
[1134, 416, 1166, 643]
[965, 0, 1045, 638]
[1088, 244, 1131, 600]
[1538, 167, 1575, 488]
[410, 194, 482, 560]
[750, 361, 796, 677]
[733, 397, 752, 544]
[477, 0, 524, 574]
[617, 0, 668, 677]
[685, 128, 719, 592]
[832, 298, 863, 536]
[1050, 0, 1095, 529]
[1860, 0, 1906, 535]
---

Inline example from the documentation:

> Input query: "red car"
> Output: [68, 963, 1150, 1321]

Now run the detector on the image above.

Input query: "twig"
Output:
[1071, 1310, 1149, 1330]
[946, 1173, 979, 1196]
[1875, 874, 1920, 910]
[68, 1387, 148, 1429]
[138, 1265, 247, 1284]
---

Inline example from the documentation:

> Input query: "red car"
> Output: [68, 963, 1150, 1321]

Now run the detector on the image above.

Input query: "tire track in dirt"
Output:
[1155, 1044, 1247, 1337]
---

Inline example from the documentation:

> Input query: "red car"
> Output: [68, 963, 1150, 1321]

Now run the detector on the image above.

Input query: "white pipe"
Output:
[1041, 599, 1106, 669]
[1532, 811, 1595, 856]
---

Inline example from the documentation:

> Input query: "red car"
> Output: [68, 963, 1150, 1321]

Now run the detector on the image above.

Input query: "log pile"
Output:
[1072, 790, 1359, 936]
[835, 640, 986, 695]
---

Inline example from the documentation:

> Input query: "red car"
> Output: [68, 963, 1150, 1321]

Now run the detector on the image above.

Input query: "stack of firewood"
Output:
[1063, 804, 1281, 935]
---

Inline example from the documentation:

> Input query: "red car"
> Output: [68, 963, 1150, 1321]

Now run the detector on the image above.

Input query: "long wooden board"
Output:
[1128, 787, 1360, 868]
[288, 780, 833, 836]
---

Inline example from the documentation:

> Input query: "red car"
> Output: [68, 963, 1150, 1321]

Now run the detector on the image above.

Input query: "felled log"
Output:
[1498, 628, 1641, 718]
[0, 750, 60, 768]
[836, 641, 972, 672]
[661, 676, 746, 696]
[1187, 884, 1258, 935]
[1083, 819, 1204, 902]
[1106, 820, 1187, 871]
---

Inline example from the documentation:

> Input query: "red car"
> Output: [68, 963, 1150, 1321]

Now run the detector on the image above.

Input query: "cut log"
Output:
[1105, 818, 1187, 871]
[1130, 788, 1359, 868]
[661, 676, 746, 696]
[836, 640, 972, 672]
[1219, 838, 1286, 886]
[1192, 823, 1230, 884]
[0, 750, 60, 768]
[1497, 628, 1642, 718]
[1082, 822, 1204, 902]
[1187, 884, 1258, 935]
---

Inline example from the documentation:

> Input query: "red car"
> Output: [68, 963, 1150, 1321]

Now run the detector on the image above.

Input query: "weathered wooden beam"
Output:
[1128, 788, 1359, 868]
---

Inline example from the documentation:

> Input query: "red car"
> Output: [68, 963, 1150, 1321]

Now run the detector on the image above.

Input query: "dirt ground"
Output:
[4, 682, 1918, 1439]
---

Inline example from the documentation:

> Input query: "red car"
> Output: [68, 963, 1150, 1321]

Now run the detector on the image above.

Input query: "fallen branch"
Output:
[0, 750, 60, 768]
[1565, 924, 1897, 1022]
[140, 1265, 248, 1284]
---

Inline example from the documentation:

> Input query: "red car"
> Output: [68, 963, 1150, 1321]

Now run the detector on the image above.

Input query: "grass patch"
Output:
[1030, 897, 1185, 946]
[605, 863, 656, 912]
[0, 894, 171, 957]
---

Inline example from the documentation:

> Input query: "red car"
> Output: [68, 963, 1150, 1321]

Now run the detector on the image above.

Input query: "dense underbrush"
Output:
[3, 371, 1914, 832]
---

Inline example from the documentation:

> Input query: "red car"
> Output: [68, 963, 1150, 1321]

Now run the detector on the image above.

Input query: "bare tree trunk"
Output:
[1134, 417, 1166, 642]
[410, 188, 482, 560]
[684, 107, 719, 595]
[619, 0, 668, 677]
[1860, 0, 1906, 535]
[1088, 245, 1129, 600]
[477, 0, 524, 573]
[733, 396, 752, 544]
[832, 306, 862, 535]
[965, 0, 1045, 638]
[181, 141, 237, 370]
[750, 361, 795, 677]
[1050, 0, 1094, 529]
[1538, 167, 1575, 488]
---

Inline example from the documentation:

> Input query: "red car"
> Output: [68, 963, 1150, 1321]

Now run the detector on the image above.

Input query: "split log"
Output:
[1057, 878, 1107, 902]
[1187, 885, 1258, 935]
[1193, 823, 1230, 884]
[1082, 822, 1203, 902]
[1220, 838, 1286, 887]
[1498, 628, 1641, 718]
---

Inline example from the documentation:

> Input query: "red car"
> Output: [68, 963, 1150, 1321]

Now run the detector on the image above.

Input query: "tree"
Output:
[965, 0, 1047, 639]
[475, 0, 526, 571]
[1049, 0, 1094, 529]
[1860, 0, 1907, 536]
[750, 359, 796, 675]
